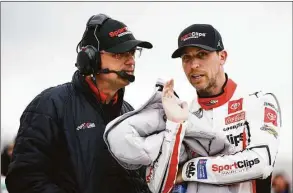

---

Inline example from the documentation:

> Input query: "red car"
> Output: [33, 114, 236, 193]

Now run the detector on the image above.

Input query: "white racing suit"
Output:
[104, 78, 281, 193]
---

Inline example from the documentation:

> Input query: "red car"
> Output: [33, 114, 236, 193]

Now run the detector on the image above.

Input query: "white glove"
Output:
[162, 79, 188, 123]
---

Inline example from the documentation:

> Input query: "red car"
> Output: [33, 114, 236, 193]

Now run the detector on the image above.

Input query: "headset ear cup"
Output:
[76, 45, 99, 75]
[76, 50, 94, 75]
[76, 14, 111, 74]
[85, 45, 100, 73]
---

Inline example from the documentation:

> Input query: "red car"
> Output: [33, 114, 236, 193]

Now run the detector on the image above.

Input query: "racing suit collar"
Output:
[197, 73, 237, 110]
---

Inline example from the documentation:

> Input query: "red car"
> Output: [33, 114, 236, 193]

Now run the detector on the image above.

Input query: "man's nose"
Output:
[125, 56, 135, 69]
[190, 59, 200, 69]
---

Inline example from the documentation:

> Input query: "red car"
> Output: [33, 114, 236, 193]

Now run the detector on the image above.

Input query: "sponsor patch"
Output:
[212, 158, 260, 175]
[264, 107, 278, 126]
[225, 111, 246, 125]
[185, 162, 196, 178]
[226, 132, 244, 147]
[206, 99, 218, 106]
[264, 102, 278, 112]
[197, 159, 208, 179]
[76, 122, 95, 131]
[109, 26, 132, 38]
[223, 122, 245, 131]
[180, 32, 207, 41]
[260, 124, 278, 138]
[228, 98, 243, 114]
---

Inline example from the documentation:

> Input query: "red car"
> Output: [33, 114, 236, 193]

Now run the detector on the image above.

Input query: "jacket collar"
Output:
[85, 76, 118, 105]
[72, 70, 124, 108]
[197, 74, 237, 110]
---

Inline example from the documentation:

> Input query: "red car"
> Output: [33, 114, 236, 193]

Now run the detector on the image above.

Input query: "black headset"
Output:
[75, 14, 110, 75]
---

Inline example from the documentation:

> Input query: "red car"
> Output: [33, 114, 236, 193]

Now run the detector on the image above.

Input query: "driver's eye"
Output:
[196, 52, 207, 59]
[181, 55, 192, 63]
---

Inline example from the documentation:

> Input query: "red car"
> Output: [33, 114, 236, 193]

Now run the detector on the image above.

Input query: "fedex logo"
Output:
[228, 98, 243, 114]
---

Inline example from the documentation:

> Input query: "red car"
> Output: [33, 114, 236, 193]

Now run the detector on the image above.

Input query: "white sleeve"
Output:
[106, 108, 166, 167]
[105, 108, 166, 169]
[147, 121, 188, 193]
[181, 93, 281, 185]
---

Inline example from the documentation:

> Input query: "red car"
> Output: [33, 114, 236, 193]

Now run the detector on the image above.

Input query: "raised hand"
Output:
[162, 79, 188, 123]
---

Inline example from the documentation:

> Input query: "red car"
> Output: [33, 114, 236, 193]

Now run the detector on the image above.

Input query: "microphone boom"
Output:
[97, 68, 135, 82]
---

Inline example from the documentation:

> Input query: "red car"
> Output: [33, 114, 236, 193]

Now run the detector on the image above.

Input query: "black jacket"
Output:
[1, 145, 11, 176]
[6, 71, 150, 193]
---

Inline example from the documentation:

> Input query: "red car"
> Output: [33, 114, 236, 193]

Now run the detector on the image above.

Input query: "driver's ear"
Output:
[219, 50, 227, 65]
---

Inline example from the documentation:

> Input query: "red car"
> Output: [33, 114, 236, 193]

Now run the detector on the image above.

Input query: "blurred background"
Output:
[1, 2, 292, 192]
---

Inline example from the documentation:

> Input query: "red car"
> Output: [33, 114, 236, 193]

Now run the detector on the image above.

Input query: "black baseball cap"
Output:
[82, 16, 153, 53]
[171, 24, 224, 58]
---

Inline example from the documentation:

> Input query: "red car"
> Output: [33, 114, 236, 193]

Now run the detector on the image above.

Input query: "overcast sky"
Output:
[1, 2, 292, 173]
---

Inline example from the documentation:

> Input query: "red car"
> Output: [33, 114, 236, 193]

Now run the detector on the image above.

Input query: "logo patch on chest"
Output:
[226, 133, 244, 146]
[76, 122, 96, 131]
[225, 111, 246, 125]
[228, 98, 243, 114]
[223, 122, 245, 131]
[264, 107, 278, 126]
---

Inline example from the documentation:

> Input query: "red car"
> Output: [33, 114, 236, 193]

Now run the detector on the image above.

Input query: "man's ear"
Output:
[219, 50, 228, 65]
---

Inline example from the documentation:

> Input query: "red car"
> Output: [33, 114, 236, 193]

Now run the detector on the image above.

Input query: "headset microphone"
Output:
[97, 68, 135, 82]
[115, 71, 135, 82]
[98, 68, 110, 74]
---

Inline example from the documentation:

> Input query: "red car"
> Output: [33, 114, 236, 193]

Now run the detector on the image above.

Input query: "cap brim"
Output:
[105, 40, 153, 53]
[171, 44, 217, 58]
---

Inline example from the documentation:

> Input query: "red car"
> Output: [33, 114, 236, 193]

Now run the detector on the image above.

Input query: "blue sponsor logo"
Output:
[197, 159, 207, 179]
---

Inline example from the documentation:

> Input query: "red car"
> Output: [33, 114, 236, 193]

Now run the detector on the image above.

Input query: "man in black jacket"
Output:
[5, 13, 153, 193]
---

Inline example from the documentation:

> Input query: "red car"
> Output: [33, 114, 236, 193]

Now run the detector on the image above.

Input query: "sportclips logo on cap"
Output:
[109, 27, 132, 38]
[180, 32, 206, 41]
